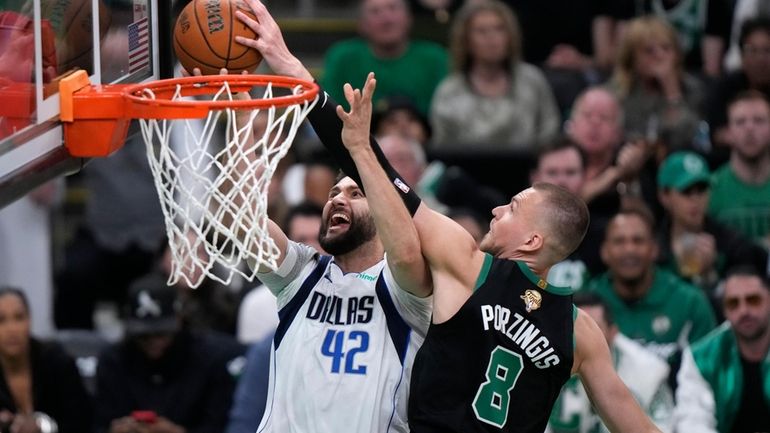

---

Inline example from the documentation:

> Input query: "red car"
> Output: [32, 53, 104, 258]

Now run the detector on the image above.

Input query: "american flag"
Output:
[128, 17, 150, 73]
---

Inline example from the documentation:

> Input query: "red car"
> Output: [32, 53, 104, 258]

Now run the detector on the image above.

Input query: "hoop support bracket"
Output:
[59, 71, 209, 157]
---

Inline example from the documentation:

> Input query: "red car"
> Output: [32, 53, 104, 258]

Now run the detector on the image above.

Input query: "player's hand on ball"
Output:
[235, 0, 313, 81]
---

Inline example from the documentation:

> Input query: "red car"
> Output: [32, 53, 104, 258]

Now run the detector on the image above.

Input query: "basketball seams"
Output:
[193, 0, 224, 59]
[225, 0, 233, 70]
[175, 0, 261, 74]
[174, 34, 230, 70]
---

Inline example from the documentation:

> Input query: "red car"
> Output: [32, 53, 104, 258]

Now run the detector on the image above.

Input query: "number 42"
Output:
[321, 330, 369, 374]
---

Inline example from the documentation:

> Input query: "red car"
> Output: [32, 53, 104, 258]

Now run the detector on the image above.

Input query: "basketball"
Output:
[173, 0, 262, 75]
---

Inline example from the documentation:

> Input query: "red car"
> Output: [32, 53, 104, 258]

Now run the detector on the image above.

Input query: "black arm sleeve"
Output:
[307, 90, 422, 215]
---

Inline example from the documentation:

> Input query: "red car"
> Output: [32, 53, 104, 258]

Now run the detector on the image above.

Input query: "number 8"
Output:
[472, 346, 524, 428]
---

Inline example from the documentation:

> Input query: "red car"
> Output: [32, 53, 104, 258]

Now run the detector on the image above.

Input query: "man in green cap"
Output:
[656, 151, 769, 302]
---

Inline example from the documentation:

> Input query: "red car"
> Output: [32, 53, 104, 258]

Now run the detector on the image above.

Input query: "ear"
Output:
[520, 231, 544, 253]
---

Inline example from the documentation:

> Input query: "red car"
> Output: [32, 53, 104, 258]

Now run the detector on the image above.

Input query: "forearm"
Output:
[348, 144, 422, 264]
[308, 91, 421, 215]
[581, 167, 620, 204]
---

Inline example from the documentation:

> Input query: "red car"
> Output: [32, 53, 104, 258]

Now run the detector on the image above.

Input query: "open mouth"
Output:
[328, 212, 351, 231]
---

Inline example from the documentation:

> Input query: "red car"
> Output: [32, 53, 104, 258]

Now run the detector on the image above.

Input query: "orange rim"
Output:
[122, 74, 319, 114]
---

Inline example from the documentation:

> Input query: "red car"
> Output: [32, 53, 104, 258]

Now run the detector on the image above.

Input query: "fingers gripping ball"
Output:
[173, 0, 262, 75]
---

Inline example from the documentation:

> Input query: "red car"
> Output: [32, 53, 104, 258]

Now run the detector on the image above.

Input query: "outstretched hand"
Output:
[336, 73, 377, 155]
[234, 0, 313, 81]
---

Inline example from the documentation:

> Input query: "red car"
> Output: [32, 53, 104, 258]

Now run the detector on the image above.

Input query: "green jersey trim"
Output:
[474, 253, 494, 291]
[516, 261, 573, 295]
[572, 304, 578, 350]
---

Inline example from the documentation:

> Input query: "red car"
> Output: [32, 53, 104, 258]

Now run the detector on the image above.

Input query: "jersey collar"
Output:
[516, 260, 573, 296]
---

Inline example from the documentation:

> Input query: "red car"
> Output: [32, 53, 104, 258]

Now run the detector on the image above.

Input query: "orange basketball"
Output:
[173, 0, 262, 75]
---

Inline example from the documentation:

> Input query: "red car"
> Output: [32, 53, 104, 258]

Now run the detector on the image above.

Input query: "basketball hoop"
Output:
[59, 70, 319, 288]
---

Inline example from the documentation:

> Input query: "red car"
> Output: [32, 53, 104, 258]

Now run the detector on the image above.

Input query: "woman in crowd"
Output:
[0, 288, 91, 433]
[610, 16, 706, 156]
[429, 0, 560, 151]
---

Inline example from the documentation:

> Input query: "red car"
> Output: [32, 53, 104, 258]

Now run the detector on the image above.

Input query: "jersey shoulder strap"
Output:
[274, 255, 332, 348]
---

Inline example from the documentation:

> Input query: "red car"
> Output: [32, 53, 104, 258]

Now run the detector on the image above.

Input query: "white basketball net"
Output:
[138, 80, 317, 288]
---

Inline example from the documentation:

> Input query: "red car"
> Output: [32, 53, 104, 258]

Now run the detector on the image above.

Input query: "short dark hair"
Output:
[0, 287, 30, 315]
[606, 206, 656, 239]
[536, 136, 587, 170]
[573, 292, 614, 326]
[284, 201, 324, 228]
[532, 182, 589, 260]
[740, 17, 770, 51]
[724, 265, 770, 292]
[728, 89, 770, 113]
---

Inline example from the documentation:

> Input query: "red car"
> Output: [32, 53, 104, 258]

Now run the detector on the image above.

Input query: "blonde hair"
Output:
[611, 16, 683, 98]
[449, 0, 521, 74]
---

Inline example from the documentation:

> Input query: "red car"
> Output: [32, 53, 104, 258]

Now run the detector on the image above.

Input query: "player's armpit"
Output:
[573, 309, 662, 433]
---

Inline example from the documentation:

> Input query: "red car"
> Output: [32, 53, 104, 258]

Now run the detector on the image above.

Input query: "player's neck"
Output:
[730, 151, 770, 185]
[333, 240, 385, 274]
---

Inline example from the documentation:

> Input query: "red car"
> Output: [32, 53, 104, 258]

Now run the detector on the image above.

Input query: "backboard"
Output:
[0, 0, 172, 208]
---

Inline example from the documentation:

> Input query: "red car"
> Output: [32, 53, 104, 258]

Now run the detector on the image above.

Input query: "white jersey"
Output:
[257, 242, 432, 433]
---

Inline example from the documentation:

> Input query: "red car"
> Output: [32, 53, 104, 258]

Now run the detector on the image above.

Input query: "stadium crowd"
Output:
[1, 0, 770, 432]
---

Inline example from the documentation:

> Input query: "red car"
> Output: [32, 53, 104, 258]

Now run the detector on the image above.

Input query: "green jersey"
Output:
[585, 268, 716, 361]
[709, 164, 770, 243]
[321, 38, 448, 115]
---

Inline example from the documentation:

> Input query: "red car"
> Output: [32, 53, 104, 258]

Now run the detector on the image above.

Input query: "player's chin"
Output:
[478, 233, 494, 253]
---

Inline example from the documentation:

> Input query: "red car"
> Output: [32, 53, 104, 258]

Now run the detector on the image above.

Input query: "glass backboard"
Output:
[0, 0, 169, 208]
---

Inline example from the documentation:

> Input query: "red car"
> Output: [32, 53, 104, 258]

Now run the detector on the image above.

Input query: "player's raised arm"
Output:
[336, 73, 431, 297]
[573, 308, 662, 433]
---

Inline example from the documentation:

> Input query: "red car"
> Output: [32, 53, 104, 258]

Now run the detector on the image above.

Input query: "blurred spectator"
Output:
[429, 0, 560, 150]
[372, 95, 432, 145]
[407, 0, 465, 44]
[498, 0, 620, 114]
[708, 17, 770, 150]
[547, 293, 674, 433]
[54, 134, 166, 330]
[609, 16, 705, 154]
[224, 337, 270, 433]
[225, 332, 272, 433]
[531, 137, 605, 289]
[656, 151, 769, 297]
[614, 0, 733, 77]
[709, 91, 770, 248]
[724, 0, 770, 71]
[378, 132, 506, 217]
[321, 0, 448, 115]
[94, 274, 244, 433]
[0, 287, 92, 433]
[159, 244, 241, 336]
[675, 266, 770, 433]
[585, 208, 716, 367]
[566, 87, 654, 217]
[0, 181, 62, 338]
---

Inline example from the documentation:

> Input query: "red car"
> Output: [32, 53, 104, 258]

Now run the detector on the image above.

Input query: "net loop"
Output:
[138, 77, 317, 288]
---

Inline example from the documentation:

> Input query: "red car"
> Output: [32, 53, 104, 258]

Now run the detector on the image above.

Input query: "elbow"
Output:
[387, 247, 423, 269]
